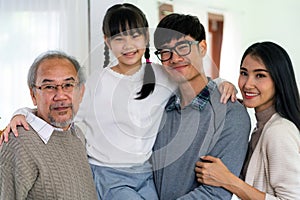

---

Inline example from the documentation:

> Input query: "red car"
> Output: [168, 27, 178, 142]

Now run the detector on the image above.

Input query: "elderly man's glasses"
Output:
[154, 40, 199, 62]
[34, 82, 79, 93]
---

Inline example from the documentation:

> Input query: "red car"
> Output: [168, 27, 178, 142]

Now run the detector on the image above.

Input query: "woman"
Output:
[195, 41, 300, 200]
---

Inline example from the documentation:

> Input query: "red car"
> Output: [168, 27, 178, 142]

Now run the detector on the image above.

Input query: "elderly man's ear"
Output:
[30, 89, 37, 106]
[79, 84, 85, 103]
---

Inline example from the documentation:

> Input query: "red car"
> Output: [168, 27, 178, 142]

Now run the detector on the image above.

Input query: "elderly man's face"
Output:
[30, 58, 84, 130]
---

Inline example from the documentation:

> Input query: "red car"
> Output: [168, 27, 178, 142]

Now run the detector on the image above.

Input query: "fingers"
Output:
[195, 163, 210, 184]
[3, 125, 12, 142]
[9, 115, 29, 137]
[0, 115, 29, 145]
[195, 156, 217, 170]
[220, 83, 231, 104]
[219, 81, 238, 104]
[230, 87, 238, 102]
[197, 177, 204, 184]
[0, 130, 4, 145]
[219, 84, 225, 104]
[195, 156, 216, 177]
[0, 125, 11, 145]
[195, 161, 203, 171]
[200, 155, 218, 163]
[231, 93, 237, 102]
[10, 125, 19, 138]
[19, 119, 30, 131]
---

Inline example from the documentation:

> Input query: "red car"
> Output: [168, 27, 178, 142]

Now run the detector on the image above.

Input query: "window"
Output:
[0, 0, 88, 128]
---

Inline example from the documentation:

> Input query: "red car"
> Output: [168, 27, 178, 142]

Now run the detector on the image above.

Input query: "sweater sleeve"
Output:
[177, 103, 251, 200]
[0, 133, 38, 200]
[263, 119, 300, 200]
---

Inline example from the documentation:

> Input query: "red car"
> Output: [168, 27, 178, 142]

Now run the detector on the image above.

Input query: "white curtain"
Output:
[0, 0, 89, 128]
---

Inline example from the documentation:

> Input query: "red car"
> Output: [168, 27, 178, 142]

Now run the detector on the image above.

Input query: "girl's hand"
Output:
[195, 155, 232, 187]
[0, 115, 29, 145]
[218, 81, 237, 104]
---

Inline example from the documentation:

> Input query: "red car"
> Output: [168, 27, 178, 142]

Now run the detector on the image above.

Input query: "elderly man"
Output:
[0, 51, 97, 199]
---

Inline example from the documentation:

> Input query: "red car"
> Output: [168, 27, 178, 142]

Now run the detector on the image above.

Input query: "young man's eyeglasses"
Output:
[154, 40, 199, 62]
[34, 82, 79, 93]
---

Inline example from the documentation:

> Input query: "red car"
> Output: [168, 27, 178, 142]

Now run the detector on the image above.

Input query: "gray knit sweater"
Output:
[0, 126, 97, 200]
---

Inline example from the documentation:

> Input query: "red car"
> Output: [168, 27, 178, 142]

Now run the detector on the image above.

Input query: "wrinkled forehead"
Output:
[36, 58, 78, 83]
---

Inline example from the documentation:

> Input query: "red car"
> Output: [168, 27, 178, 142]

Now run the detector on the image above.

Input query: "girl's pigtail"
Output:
[103, 43, 110, 68]
[135, 46, 156, 100]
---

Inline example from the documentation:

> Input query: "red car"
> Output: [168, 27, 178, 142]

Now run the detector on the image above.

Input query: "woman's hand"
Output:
[0, 115, 29, 145]
[195, 155, 232, 187]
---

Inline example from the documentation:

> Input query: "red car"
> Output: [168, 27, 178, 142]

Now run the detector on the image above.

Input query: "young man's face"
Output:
[159, 36, 207, 84]
[30, 58, 85, 130]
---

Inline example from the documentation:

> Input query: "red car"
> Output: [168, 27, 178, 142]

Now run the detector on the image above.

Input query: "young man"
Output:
[0, 51, 97, 199]
[151, 13, 251, 199]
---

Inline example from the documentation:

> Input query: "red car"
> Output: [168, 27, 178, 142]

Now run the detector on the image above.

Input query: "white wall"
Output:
[0, 0, 89, 128]
[224, 0, 300, 89]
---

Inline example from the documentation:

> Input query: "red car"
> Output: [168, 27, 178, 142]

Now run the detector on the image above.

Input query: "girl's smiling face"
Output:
[238, 54, 276, 112]
[106, 29, 148, 69]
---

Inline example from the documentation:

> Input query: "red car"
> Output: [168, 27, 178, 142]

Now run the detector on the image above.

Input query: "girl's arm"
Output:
[0, 79, 236, 144]
[0, 107, 33, 145]
[213, 77, 237, 104]
[195, 155, 265, 200]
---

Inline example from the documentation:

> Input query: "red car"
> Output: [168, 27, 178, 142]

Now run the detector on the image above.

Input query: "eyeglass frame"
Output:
[33, 82, 79, 93]
[154, 40, 200, 62]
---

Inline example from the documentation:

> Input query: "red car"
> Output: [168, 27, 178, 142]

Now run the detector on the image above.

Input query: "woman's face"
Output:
[238, 54, 276, 112]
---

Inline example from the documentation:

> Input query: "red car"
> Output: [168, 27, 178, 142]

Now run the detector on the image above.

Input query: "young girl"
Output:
[195, 41, 300, 199]
[1, 3, 237, 200]
[79, 4, 174, 199]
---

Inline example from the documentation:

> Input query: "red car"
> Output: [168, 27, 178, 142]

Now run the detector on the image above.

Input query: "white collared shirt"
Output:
[14, 108, 64, 144]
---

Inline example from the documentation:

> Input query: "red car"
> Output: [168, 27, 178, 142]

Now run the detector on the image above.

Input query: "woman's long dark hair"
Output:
[102, 3, 155, 100]
[240, 41, 300, 131]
